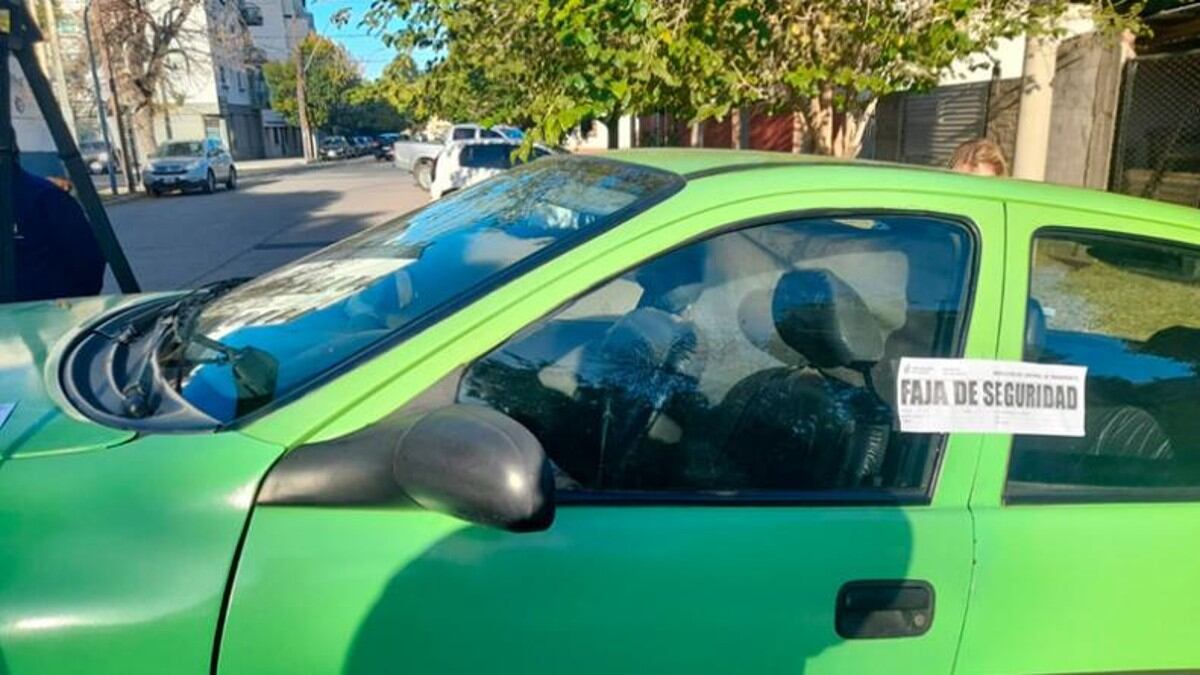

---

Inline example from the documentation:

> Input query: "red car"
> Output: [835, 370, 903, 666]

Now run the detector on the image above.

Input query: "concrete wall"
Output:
[1043, 32, 1128, 189]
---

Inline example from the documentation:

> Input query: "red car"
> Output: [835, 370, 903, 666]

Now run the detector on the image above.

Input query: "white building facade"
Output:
[246, 0, 313, 157]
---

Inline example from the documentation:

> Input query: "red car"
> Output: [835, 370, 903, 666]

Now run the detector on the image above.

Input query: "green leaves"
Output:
[263, 35, 372, 132]
[369, 0, 1141, 153]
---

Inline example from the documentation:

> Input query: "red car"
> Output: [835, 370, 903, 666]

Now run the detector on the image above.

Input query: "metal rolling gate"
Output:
[1110, 49, 1200, 208]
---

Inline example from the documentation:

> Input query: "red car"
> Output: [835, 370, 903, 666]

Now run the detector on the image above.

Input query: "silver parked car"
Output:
[143, 139, 237, 196]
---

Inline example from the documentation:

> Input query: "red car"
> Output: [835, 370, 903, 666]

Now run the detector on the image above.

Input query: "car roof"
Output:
[605, 148, 1200, 227]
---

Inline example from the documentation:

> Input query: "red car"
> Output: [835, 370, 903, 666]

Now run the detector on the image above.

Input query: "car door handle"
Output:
[835, 580, 934, 639]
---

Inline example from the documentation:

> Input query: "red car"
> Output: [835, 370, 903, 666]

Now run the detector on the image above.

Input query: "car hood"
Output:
[0, 296, 138, 459]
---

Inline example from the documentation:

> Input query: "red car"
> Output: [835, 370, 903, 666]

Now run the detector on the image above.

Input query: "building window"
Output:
[220, 66, 228, 89]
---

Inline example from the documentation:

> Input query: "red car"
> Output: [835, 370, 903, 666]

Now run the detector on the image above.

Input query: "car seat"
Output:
[716, 269, 892, 490]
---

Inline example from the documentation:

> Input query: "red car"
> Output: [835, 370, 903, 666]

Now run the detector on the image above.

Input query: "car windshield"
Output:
[157, 141, 204, 158]
[177, 156, 681, 422]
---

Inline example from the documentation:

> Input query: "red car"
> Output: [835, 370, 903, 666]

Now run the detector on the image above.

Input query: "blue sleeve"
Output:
[37, 188, 107, 294]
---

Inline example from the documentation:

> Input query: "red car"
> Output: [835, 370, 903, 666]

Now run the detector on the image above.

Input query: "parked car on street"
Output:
[319, 136, 351, 161]
[375, 133, 402, 161]
[392, 123, 511, 189]
[80, 140, 122, 175]
[351, 137, 373, 157]
[142, 138, 236, 196]
[5, 151, 1200, 675]
[429, 138, 556, 200]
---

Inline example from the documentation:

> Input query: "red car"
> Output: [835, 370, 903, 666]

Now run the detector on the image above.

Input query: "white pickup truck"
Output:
[393, 124, 522, 189]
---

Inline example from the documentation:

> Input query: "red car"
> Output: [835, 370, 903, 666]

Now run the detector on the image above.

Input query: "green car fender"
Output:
[0, 298, 285, 675]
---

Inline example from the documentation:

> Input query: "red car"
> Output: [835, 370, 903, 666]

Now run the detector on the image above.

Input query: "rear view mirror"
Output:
[393, 405, 556, 532]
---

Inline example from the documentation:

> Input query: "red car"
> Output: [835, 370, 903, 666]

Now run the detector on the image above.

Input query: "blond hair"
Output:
[949, 138, 1009, 176]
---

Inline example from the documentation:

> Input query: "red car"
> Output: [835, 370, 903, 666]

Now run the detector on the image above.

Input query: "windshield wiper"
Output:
[118, 277, 264, 418]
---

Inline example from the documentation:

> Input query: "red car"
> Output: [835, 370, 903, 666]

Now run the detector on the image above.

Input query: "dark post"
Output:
[1, 0, 19, 302]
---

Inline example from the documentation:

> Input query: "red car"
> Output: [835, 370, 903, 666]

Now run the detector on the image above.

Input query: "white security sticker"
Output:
[897, 358, 1086, 437]
[0, 402, 14, 430]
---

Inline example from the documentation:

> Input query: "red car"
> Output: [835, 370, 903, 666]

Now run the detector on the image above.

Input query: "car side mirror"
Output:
[393, 405, 556, 532]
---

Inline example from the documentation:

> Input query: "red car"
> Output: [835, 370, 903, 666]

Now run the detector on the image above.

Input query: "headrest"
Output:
[738, 287, 801, 364]
[771, 269, 884, 368]
[1025, 298, 1046, 360]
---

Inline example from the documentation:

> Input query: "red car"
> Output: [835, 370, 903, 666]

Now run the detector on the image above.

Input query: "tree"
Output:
[337, 82, 411, 134]
[263, 35, 361, 133]
[92, 0, 252, 162]
[368, 0, 681, 149]
[368, 0, 1141, 156]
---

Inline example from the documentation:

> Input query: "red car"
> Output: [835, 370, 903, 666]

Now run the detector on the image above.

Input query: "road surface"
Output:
[102, 160, 428, 293]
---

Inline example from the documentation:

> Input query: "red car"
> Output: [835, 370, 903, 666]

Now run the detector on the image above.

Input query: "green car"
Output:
[3, 150, 1200, 675]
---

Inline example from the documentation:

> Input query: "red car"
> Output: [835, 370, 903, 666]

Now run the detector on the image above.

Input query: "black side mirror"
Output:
[393, 405, 555, 532]
[257, 404, 556, 533]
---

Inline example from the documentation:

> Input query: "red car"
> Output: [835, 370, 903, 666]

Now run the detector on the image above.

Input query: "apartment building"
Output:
[246, 0, 314, 157]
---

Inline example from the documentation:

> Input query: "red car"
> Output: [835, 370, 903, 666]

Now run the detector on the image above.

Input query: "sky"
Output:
[309, 0, 398, 80]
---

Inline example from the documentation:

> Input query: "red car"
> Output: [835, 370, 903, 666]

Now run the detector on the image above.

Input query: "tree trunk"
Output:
[606, 113, 621, 149]
[835, 100, 877, 159]
[791, 110, 809, 154]
[809, 86, 835, 156]
[130, 104, 158, 166]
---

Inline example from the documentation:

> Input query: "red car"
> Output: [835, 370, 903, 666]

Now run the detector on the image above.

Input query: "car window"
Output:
[157, 141, 204, 158]
[460, 144, 519, 169]
[1008, 231, 1200, 501]
[179, 157, 682, 422]
[459, 215, 975, 498]
[451, 127, 476, 141]
[481, 129, 504, 139]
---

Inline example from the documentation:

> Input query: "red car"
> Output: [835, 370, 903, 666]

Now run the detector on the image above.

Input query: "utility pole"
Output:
[83, 0, 117, 193]
[1012, 34, 1058, 181]
[102, 34, 135, 189]
[294, 42, 311, 161]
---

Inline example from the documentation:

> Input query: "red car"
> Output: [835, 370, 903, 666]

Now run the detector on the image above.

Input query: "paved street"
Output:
[102, 159, 428, 293]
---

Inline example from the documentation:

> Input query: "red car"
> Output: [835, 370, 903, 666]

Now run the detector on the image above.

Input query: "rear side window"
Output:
[459, 215, 975, 500]
[460, 144, 518, 169]
[1008, 231, 1200, 501]
[451, 127, 476, 140]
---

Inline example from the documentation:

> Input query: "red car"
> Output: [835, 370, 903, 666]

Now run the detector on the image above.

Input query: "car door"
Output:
[216, 142, 233, 179]
[218, 198, 1005, 675]
[956, 202, 1200, 674]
